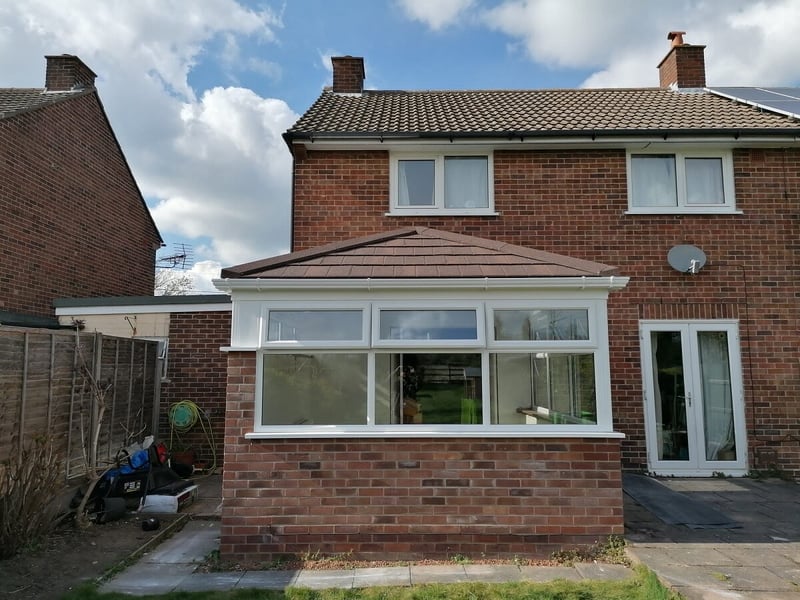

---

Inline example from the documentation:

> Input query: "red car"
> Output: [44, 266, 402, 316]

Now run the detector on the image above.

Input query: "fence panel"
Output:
[0, 327, 159, 481]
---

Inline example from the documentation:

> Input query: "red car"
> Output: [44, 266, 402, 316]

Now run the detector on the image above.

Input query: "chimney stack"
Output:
[657, 31, 706, 89]
[331, 56, 365, 94]
[45, 54, 97, 92]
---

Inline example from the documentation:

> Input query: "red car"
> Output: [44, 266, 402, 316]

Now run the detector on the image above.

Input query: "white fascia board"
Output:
[213, 276, 630, 294]
[55, 303, 231, 316]
[294, 136, 800, 152]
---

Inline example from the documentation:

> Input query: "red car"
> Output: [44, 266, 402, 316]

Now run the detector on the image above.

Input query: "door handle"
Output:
[686, 391, 692, 407]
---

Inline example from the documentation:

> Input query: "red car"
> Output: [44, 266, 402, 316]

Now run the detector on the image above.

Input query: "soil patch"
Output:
[0, 513, 183, 600]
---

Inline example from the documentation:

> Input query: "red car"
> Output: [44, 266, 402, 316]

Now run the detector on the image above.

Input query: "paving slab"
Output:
[519, 565, 582, 582]
[237, 570, 300, 589]
[410, 564, 469, 584]
[573, 562, 632, 581]
[173, 572, 244, 591]
[353, 566, 412, 588]
[101, 562, 196, 595]
[293, 569, 355, 589]
[142, 520, 219, 564]
[463, 564, 523, 582]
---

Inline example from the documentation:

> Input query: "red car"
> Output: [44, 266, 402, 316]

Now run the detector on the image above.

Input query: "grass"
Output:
[61, 565, 680, 600]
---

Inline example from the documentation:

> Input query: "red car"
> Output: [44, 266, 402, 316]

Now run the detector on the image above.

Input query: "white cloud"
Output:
[0, 0, 292, 274]
[188, 260, 224, 293]
[397, 0, 475, 30]
[482, 0, 800, 88]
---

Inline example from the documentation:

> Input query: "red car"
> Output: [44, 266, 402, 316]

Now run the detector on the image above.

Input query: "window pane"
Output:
[490, 353, 596, 424]
[444, 156, 489, 208]
[380, 310, 478, 340]
[375, 353, 482, 424]
[685, 158, 724, 205]
[631, 155, 677, 207]
[494, 309, 589, 341]
[267, 310, 362, 342]
[262, 353, 367, 425]
[398, 160, 434, 206]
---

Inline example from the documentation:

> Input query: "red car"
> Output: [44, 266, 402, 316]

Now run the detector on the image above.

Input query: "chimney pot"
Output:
[331, 56, 365, 94]
[44, 54, 97, 92]
[668, 31, 686, 46]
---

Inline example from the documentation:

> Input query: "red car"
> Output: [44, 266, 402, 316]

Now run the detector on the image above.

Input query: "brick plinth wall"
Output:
[160, 310, 231, 466]
[222, 352, 623, 561]
[291, 147, 800, 476]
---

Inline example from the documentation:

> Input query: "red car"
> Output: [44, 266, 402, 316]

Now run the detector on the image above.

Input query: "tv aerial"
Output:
[667, 245, 706, 274]
[156, 243, 194, 270]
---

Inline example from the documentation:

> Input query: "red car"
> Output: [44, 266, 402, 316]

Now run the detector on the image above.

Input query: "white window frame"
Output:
[372, 302, 485, 348]
[626, 148, 737, 214]
[250, 297, 614, 436]
[388, 151, 496, 216]
[488, 302, 598, 350]
[261, 302, 370, 349]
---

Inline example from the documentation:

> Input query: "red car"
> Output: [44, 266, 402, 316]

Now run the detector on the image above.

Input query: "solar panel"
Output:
[708, 86, 800, 119]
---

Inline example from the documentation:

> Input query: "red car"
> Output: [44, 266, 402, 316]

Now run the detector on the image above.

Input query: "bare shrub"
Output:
[0, 435, 63, 558]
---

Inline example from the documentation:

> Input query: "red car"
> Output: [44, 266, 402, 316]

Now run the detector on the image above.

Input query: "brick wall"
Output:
[160, 311, 231, 467]
[0, 92, 160, 318]
[291, 147, 800, 475]
[221, 352, 623, 561]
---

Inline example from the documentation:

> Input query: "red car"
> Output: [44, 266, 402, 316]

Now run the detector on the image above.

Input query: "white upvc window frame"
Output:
[388, 151, 496, 216]
[626, 148, 737, 214]
[261, 302, 370, 349]
[372, 302, 485, 348]
[249, 296, 615, 436]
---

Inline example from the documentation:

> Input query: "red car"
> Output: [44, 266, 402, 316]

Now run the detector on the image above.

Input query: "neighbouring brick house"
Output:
[0, 55, 163, 325]
[215, 32, 800, 561]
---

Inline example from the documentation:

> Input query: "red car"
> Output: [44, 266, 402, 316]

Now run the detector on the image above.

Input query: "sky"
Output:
[1, 0, 799, 292]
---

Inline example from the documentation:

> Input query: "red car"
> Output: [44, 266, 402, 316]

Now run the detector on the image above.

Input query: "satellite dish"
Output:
[667, 245, 707, 274]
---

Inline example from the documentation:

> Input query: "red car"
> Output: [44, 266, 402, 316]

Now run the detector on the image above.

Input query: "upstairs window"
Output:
[627, 150, 736, 213]
[390, 153, 494, 215]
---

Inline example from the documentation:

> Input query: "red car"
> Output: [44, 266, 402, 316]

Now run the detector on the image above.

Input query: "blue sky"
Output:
[1, 0, 799, 291]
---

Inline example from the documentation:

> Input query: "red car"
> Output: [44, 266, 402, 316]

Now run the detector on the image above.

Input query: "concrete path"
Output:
[100, 474, 800, 597]
[625, 477, 800, 599]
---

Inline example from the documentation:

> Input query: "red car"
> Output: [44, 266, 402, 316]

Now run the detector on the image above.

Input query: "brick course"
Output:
[290, 147, 800, 475]
[0, 92, 161, 318]
[160, 310, 231, 466]
[222, 353, 623, 561]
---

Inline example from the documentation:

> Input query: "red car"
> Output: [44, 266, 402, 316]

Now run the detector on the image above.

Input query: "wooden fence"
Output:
[0, 327, 160, 481]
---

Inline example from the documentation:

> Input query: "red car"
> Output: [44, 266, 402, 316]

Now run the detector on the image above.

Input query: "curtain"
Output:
[631, 155, 677, 207]
[685, 158, 724, 205]
[444, 157, 488, 208]
[698, 332, 735, 460]
[650, 333, 664, 460]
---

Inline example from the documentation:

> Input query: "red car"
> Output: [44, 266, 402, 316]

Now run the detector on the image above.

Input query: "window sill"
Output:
[385, 210, 500, 217]
[245, 429, 625, 439]
[625, 208, 743, 216]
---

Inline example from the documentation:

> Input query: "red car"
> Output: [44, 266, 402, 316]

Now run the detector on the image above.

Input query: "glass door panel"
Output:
[697, 331, 736, 461]
[651, 331, 690, 461]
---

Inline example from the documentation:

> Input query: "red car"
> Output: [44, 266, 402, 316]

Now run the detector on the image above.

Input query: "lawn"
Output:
[63, 565, 680, 600]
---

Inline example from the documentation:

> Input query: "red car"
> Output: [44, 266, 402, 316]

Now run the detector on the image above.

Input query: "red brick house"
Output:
[0, 55, 163, 325]
[215, 33, 800, 561]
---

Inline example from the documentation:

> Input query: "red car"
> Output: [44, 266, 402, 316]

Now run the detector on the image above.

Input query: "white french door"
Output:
[640, 321, 747, 476]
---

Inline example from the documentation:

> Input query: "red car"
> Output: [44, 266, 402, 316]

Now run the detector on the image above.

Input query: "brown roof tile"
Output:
[0, 88, 89, 120]
[221, 227, 618, 280]
[286, 88, 800, 140]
